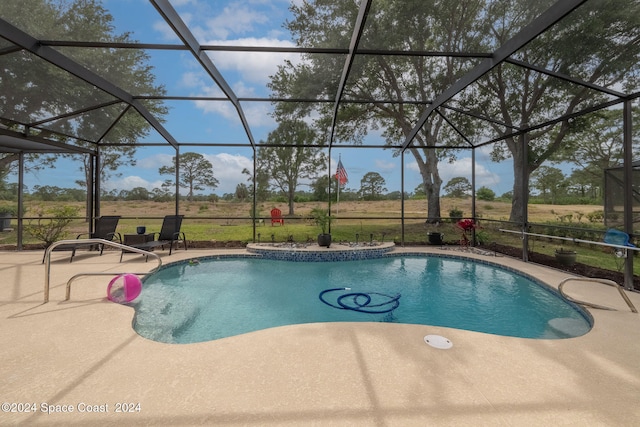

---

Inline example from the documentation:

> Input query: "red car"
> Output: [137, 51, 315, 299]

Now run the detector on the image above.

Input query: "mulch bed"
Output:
[488, 243, 640, 291]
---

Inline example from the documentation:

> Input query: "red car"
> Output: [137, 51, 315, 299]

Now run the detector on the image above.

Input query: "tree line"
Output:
[1, 169, 603, 206]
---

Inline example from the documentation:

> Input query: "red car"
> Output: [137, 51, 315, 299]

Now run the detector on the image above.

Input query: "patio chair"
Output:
[45, 215, 122, 263]
[120, 215, 187, 262]
[270, 208, 284, 226]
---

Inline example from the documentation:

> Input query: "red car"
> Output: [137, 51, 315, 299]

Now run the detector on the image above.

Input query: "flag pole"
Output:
[336, 155, 340, 215]
[335, 154, 347, 216]
[337, 178, 340, 215]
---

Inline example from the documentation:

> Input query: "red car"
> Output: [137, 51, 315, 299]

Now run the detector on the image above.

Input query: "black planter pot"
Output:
[317, 233, 332, 248]
[0, 212, 11, 231]
[555, 250, 577, 266]
[427, 232, 444, 245]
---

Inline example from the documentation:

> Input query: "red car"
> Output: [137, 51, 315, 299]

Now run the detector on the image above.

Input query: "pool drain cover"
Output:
[424, 334, 452, 349]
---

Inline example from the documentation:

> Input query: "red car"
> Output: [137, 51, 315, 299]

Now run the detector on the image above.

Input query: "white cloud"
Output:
[440, 157, 501, 189]
[179, 71, 206, 89]
[194, 98, 237, 121]
[204, 38, 298, 84]
[192, 83, 276, 128]
[152, 19, 179, 41]
[103, 176, 165, 193]
[106, 152, 253, 195]
[375, 159, 395, 173]
[171, 0, 197, 6]
[204, 5, 269, 39]
[137, 153, 174, 169]
[241, 102, 276, 128]
[407, 157, 502, 190]
[232, 80, 258, 98]
[150, 1, 300, 127]
[103, 154, 173, 192]
[204, 152, 253, 194]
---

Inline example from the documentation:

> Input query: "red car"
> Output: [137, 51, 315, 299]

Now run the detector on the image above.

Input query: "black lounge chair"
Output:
[45, 215, 122, 263]
[120, 215, 187, 262]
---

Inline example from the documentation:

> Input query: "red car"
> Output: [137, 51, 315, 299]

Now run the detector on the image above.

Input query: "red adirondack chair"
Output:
[270, 208, 284, 226]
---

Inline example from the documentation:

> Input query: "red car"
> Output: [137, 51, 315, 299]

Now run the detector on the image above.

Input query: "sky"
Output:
[14, 0, 515, 197]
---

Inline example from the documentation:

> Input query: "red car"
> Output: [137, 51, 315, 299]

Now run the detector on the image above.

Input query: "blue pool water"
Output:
[132, 255, 592, 344]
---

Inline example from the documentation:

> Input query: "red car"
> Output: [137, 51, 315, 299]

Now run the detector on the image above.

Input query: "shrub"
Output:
[249, 206, 263, 225]
[476, 186, 495, 201]
[475, 230, 490, 245]
[25, 205, 80, 248]
[0, 204, 19, 216]
[449, 207, 463, 223]
[587, 210, 605, 223]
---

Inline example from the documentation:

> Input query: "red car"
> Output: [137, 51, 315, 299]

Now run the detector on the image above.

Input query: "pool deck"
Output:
[1, 246, 640, 426]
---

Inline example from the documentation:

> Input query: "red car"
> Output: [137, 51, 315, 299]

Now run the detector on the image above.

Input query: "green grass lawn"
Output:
[0, 200, 637, 278]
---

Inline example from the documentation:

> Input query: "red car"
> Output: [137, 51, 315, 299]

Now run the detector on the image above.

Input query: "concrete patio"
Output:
[1, 247, 639, 426]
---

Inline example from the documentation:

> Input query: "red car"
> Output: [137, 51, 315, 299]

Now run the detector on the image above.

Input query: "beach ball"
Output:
[107, 274, 142, 303]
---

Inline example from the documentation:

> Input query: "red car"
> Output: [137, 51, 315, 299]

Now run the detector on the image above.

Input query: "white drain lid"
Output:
[424, 334, 453, 349]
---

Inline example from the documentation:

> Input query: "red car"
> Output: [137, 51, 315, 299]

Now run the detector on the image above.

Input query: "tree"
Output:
[311, 175, 331, 202]
[476, 186, 495, 201]
[413, 183, 426, 198]
[235, 183, 249, 202]
[151, 186, 172, 202]
[0, 0, 167, 214]
[473, 0, 640, 222]
[530, 166, 566, 204]
[32, 185, 65, 201]
[242, 166, 270, 203]
[500, 190, 513, 200]
[159, 152, 219, 201]
[256, 120, 327, 215]
[360, 172, 387, 201]
[552, 109, 640, 201]
[117, 189, 130, 200]
[566, 169, 600, 200]
[386, 191, 406, 200]
[127, 187, 150, 201]
[269, 0, 486, 222]
[0, 0, 62, 176]
[443, 177, 472, 198]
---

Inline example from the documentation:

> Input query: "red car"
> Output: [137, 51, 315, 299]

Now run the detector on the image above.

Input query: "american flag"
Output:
[335, 158, 348, 186]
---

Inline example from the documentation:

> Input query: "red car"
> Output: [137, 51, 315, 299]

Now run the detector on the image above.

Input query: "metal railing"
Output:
[499, 228, 640, 257]
[44, 238, 162, 303]
[558, 277, 637, 313]
[499, 228, 639, 291]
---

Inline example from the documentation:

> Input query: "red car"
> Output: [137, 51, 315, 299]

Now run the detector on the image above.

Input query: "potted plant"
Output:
[311, 207, 331, 247]
[0, 205, 18, 231]
[427, 231, 444, 245]
[555, 247, 577, 266]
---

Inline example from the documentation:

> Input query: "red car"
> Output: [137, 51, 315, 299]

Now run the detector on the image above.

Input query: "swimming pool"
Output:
[132, 254, 592, 344]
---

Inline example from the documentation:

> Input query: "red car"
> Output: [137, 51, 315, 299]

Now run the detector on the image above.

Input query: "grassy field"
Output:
[2, 198, 637, 276]
[0, 197, 606, 243]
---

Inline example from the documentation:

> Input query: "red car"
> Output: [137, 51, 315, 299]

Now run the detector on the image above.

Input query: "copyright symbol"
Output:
[1, 402, 10, 412]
